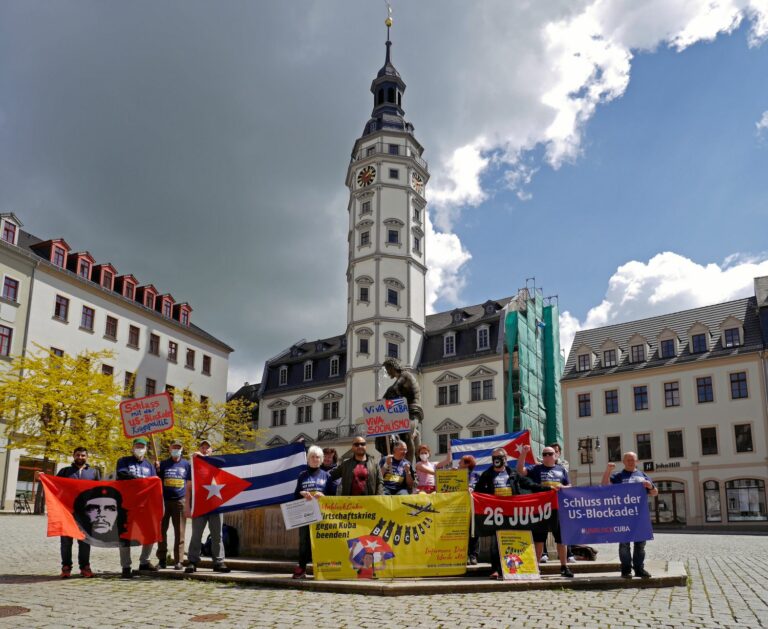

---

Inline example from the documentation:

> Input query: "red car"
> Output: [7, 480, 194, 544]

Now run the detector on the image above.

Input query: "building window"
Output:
[148, 333, 159, 355]
[52, 246, 66, 268]
[360, 231, 370, 247]
[124, 372, 135, 397]
[605, 389, 619, 414]
[128, 325, 140, 349]
[413, 206, 421, 222]
[603, 349, 617, 367]
[387, 229, 399, 244]
[359, 286, 369, 302]
[696, 376, 714, 403]
[388, 144, 399, 155]
[278, 365, 288, 385]
[2, 221, 16, 243]
[633, 385, 648, 411]
[660, 339, 675, 358]
[0, 324, 12, 356]
[80, 306, 95, 332]
[2, 277, 19, 302]
[323, 401, 340, 420]
[734, 424, 753, 453]
[387, 288, 399, 307]
[105, 316, 118, 340]
[636, 433, 652, 460]
[304, 362, 313, 381]
[413, 236, 421, 253]
[730, 372, 748, 399]
[577, 393, 591, 417]
[144, 293, 154, 309]
[202, 355, 211, 376]
[101, 270, 113, 290]
[297, 405, 313, 424]
[691, 333, 707, 353]
[700, 427, 718, 455]
[100, 364, 113, 377]
[389, 168, 399, 179]
[667, 430, 684, 458]
[438, 432, 459, 455]
[272, 409, 287, 427]
[145, 378, 156, 396]
[438, 384, 459, 406]
[361, 200, 371, 214]
[366, 145, 375, 157]
[723, 328, 740, 348]
[124, 283, 135, 300]
[168, 341, 178, 362]
[180, 309, 189, 326]
[161, 300, 171, 318]
[477, 327, 489, 351]
[704, 480, 722, 522]
[54, 295, 70, 321]
[726, 479, 767, 521]
[470, 379, 493, 401]
[606, 436, 622, 462]
[359, 338, 369, 354]
[329, 356, 340, 377]
[444, 334, 455, 356]
[577, 354, 590, 372]
[630, 344, 645, 363]
[664, 381, 680, 407]
[387, 342, 399, 359]
[51, 347, 64, 357]
[186, 349, 195, 369]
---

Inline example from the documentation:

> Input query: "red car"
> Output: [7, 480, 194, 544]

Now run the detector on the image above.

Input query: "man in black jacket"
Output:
[329, 438, 383, 496]
[475, 447, 549, 579]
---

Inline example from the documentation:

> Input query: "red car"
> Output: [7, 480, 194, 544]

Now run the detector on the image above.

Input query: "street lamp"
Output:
[577, 436, 601, 485]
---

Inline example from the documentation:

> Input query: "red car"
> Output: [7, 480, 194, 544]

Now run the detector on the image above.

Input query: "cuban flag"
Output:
[450, 430, 536, 473]
[191, 443, 306, 517]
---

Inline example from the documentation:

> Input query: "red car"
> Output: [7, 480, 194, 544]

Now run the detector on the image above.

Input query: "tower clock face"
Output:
[357, 166, 377, 188]
[411, 172, 424, 195]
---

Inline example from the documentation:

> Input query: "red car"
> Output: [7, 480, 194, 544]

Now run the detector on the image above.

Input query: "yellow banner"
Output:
[435, 469, 468, 493]
[496, 529, 539, 580]
[311, 493, 470, 580]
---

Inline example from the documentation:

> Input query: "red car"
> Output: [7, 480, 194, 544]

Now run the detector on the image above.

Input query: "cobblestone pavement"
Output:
[0, 515, 767, 628]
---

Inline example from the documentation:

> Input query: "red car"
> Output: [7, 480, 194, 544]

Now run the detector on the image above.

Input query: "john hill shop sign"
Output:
[643, 461, 681, 472]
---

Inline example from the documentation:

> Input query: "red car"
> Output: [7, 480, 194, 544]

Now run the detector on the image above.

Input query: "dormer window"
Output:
[279, 365, 288, 386]
[329, 356, 339, 377]
[1, 221, 16, 244]
[304, 361, 313, 381]
[477, 326, 490, 351]
[181, 309, 189, 325]
[723, 328, 741, 348]
[691, 333, 707, 353]
[630, 344, 645, 363]
[577, 354, 591, 372]
[125, 282, 135, 300]
[52, 246, 66, 268]
[444, 332, 456, 356]
[603, 349, 617, 367]
[660, 339, 676, 358]
[163, 300, 172, 318]
[101, 270, 114, 290]
[78, 259, 92, 279]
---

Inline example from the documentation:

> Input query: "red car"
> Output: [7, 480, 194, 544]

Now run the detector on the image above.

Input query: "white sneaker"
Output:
[539, 554, 548, 563]
[567, 555, 576, 563]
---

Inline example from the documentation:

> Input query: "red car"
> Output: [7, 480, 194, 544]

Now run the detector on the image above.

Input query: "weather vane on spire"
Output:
[385, 2, 393, 34]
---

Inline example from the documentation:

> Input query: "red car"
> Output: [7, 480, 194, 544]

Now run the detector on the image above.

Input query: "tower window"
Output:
[387, 342, 399, 359]
[361, 201, 371, 214]
[387, 229, 399, 244]
[389, 169, 399, 179]
[359, 286, 369, 303]
[387, 87, 395, 103]
[388, 144, 399, 155]
[387, 288, 399, 307]
[413, 207, 421, 222]
[377, 89, 384, 105]
[360, 231, 371, 247]
[359, 338, 369, 354]
[413, 236, 421, 253]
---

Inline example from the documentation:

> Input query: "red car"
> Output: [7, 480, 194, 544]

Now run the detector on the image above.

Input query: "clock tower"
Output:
[344, 20, 429, 426]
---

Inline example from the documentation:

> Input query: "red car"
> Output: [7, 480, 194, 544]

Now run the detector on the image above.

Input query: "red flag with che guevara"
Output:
[40, 474, 163, 547]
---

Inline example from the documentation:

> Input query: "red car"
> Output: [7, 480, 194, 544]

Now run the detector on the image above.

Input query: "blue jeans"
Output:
[60, 536, 90, 568]
[619, 541, 646, 572]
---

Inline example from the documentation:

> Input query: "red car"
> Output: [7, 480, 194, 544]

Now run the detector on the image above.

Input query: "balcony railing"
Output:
[316, 423, 366, 443]
[351, 141, 428, 171]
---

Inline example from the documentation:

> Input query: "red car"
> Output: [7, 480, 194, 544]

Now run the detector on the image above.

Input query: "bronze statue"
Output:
[378, 357, 423, 463]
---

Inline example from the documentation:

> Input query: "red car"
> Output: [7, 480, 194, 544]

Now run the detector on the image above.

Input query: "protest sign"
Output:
[436, 469, 468, 493]
[119, 392, 174, 438]
[472, 491, 558, 537]
[281, 497, 323, 530]
[497, 530, 539, 580]
[362, 398, 410, 437]
[310, 493, 470, 580]
[558, 484, 654, 545]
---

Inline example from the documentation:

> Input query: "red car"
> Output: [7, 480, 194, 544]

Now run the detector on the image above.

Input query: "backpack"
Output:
[201, 524, 240, 557]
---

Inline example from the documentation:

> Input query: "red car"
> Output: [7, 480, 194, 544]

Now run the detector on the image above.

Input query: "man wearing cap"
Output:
[115, 437, 158, 578]
[185, 438, 231, 574]
[156, 439, 191, 570]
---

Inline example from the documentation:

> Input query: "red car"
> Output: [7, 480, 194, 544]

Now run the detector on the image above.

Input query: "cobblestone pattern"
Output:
[0, 515, 766, 628]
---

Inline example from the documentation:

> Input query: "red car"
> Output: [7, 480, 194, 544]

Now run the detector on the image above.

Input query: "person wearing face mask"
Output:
[156, 439, 191, 570]
[56, 446, 101, 578]
[414, 444, 451, 494]
[292, 445, 335, 579]
[380, 440, 414, 496]
[115, 437, 158, 578]
[475, 447, 548, 579]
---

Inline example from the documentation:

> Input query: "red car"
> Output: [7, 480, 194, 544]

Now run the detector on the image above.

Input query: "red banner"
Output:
[472, 491, 558, 536]
[40, 474, 163, 547]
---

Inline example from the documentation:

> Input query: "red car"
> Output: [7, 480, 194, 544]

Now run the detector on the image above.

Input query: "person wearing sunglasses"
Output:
[328, 439, 383, 496]
[517, 444, 573, 578]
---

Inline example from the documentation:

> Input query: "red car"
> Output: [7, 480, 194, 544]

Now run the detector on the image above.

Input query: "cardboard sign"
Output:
[436, 469, 468, 493]
[496, 529, 539, 580]
[119, 392, 174, 438]
[362, 398, 410, 437]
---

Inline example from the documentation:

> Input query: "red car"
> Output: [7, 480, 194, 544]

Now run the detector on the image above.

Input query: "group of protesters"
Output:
[56, 435, 229, 579]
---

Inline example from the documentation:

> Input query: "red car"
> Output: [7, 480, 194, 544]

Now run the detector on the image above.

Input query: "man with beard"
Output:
[57, 447, 100, 578]
[73, 486, 127, 547]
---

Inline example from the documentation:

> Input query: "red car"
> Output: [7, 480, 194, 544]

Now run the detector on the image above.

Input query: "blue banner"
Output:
[558, 484, 654, 544]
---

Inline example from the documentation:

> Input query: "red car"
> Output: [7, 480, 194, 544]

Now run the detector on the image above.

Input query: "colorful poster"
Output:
[311, 493, 470, 580]
[472, 491, 558, 537]
[119, 392, 174, 438]
[436, 469, 468, 493]
[558, 484, 654, 544]
[496, 530, 539, 580]
[362, 398, 411, 437]
[39, 475, 163, 547]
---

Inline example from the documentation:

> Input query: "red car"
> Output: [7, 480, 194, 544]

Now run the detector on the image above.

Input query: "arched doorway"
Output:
[650, 480, 686, 525]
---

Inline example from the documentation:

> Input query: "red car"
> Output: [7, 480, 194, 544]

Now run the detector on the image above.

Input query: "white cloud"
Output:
[424, 212, 472, 313]
[559, 251, 768, 357]
[757, 110, 768, 136]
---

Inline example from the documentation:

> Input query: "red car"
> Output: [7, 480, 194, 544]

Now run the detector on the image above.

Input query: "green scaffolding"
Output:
[504, 289, 564, 454]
